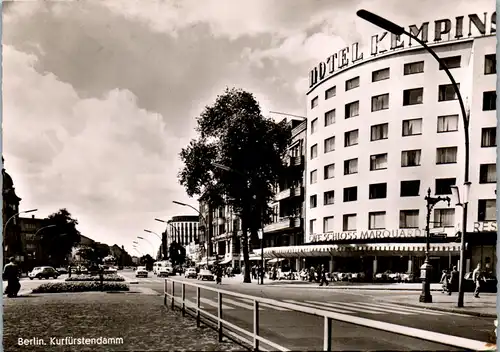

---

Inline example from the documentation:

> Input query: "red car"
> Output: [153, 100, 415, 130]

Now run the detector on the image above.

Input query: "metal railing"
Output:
[164, 277, 494, 351]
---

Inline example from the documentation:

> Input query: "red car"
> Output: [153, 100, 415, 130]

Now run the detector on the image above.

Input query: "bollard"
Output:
[323, 316, 332, 351]
[181, 283, 186, 317]
[253, 300, 260, 351]
[196, 287, 201, 327]
[218, 292, 223, 342]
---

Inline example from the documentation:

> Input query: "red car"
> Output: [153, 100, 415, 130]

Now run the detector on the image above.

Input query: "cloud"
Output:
[3, 45, 190, 249]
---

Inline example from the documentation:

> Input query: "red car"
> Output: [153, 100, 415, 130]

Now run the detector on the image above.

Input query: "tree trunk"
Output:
[241, 216, 252, 283]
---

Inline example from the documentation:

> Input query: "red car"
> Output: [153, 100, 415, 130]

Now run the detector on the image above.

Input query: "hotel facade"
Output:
[260, 11, 497, 281]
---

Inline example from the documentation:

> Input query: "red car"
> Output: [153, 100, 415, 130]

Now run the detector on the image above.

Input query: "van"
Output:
[153, 261, 173, 277]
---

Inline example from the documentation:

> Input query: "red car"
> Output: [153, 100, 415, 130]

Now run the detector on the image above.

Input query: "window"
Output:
[485, 54, 496, 74]
[437, 114, 458, 132]
[310, 170, 317, 184]
[401, 149, 421, 167]
[310, 144, 318, 159]
[400, 210, 419, 228]
[479, 164, 496, 183]
[371, 123, 388, 141]
[344, 158, 358, 175]
[369, 211, 386, 230]
[311, 96, 318, 109]
[310, 195, 317, 208]
[345, 101, 359, 118]
[483, 91, 497, 110]
[435, 178, 456, 195]
[343, 214, 357, 231]
[404, 61, 424, 75]
[478, 199, 496, 221]
[403, 88, 423, 105]
[311, 118, 318, 134]
[325, 109, 336, 126]
[434, 209, 455, 227]
[370, 153, 388, 170]
[371, 93, 389, 111]
[324, 191, 335, 205]
[481, 127, 496, 147]
[309, 219, 316, 234]
[324, 163, 335, 179]
[372, 67, 390, 82]
[343, 187, 357, 202]
[325, 86, 336, 99]
[402, 118, 422, 136]
[369, 183, 387, 199]
[436, 147, 457, 164]
[324, 136, 335, 153]
[439, 56, 461, 70]
[438, 84, 459, 101]
[345, 76, 360, 91]
[400, 180, 420, 197]
[323, 216, 334, 232]
[344, 130, 359, 147]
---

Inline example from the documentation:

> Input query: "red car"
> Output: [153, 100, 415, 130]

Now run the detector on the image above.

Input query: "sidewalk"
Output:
[3, 292, 243, 351]
[380, 292, 497, 318]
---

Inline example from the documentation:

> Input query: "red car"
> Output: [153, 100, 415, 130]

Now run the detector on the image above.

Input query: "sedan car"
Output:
[197, 269, 214, 281]
[29, 266, 59, 280]
[135, 266, 148, 278]
[56, 267, 68, 275]
[185, 268, 197, 279]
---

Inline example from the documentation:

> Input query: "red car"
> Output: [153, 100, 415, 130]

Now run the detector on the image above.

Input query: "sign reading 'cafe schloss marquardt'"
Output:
[308, 228, 426, 243]
[309, 12, 496, 88]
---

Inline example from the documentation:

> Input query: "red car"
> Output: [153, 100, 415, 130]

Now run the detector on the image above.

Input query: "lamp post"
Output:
[357, 9, 470, 307]
[450, 182, 472, 307]
[155, 218, 180, 258]
[3, 208, 38, 249]
[137, 236, 155, 256]
[421, 188, 451, 303]
[144, 229, 162, 259]
[34, 225, 56, 236]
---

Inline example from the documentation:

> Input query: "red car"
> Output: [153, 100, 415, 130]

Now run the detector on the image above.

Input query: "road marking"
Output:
[240, 297, 290, 311]
[283, 299, 354, 314]
[307, 301, 387, 315]
[198, 297, 234, 310]
[366, 301, 446, 316]
[222, 298, 256, 310]
[343, 301, 415, 315]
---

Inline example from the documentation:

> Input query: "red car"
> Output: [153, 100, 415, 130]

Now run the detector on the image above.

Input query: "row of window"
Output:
[310, 89, 496, 136]
[310, 54, 496, 109]
[310, 170, 496, 208]
[311, 199, 496, 233]
[310, 125, 496, 161]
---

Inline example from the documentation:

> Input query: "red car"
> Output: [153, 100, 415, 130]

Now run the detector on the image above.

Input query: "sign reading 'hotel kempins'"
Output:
[309, 12, 496, 88]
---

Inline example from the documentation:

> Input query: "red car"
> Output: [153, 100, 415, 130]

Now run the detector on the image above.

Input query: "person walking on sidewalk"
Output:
[472, 263, 485, 298]
[3, 257, 20, 298]
[440, 269, 450, 294]
[448, 266, 459, 295]
[319, 264, 328, 286]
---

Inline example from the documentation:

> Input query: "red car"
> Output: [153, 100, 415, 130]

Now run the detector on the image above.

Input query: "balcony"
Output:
[288, 155, 304, 167]
[275, 186, 303, 201]
[264, 216, 302, 234]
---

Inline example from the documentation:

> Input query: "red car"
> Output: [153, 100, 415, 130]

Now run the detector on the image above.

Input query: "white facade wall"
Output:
[305, 36, 496, 242]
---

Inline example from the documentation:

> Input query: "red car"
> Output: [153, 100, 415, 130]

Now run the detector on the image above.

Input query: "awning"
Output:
[219, 258, 232, 265]
[260, 243, 461, 259]
[268, 258, 285, 263]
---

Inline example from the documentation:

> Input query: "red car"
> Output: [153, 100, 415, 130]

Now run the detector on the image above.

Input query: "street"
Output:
[119, 270, 494, 351]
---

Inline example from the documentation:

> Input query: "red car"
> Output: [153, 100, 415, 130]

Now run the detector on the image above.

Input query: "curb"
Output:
[383, 300, 498, 318]
[268, 285, 443, 291]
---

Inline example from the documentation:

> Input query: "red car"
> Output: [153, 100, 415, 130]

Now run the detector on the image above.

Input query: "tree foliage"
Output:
[41, 208, 82, 267]
[140, 254, 155, 270]
[168, 241, 186, 266]
[178, 88, 294, 283]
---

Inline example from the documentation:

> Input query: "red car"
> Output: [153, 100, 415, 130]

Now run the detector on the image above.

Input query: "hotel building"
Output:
[261, 12, 497, 281]
[166, 215, 200, 248]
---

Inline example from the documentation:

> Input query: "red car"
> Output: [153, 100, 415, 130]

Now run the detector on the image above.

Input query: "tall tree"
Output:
[40, 208, 82, 267]
[168, 241, 186, 266]
[178, 88, 293, 283]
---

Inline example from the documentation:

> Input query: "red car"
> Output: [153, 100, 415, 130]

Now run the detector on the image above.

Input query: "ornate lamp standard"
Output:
[420, 188, 450, 303]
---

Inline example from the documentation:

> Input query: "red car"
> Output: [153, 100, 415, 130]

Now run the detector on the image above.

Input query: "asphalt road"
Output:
[121, 271, 494, 351]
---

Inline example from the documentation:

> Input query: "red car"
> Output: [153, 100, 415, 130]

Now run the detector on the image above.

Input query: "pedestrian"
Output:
[440, 269, 450, 294]
[448, 266, 459, 295]
[308, 266, 315, 282]
[472, 263, 485, 298]
[216, 265, 222, 285]
[68, 265, 72, 278]
[319, 264, 328, 286]
[3, 257, 21, 298]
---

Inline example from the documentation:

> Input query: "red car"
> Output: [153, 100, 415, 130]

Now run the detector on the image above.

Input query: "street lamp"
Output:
[357, 9, 471, 308]
[3, 208, 38, 256]
[137, 236, 155, 256]
[34, 225, 56, 236]
[421, 188, 450, 303]
[144, 229, 163, 260]
[450, 182, 472, 307]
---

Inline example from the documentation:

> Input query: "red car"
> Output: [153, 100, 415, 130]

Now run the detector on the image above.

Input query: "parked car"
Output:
[29, 266, 59, 280]
[463, 272, 497, 293]
[400, 272, 415, 282]
[56, 267, 68, 275]
[157, 265, 173, 277]
[185, 268, 197, 279]
[135, 266, 148, 278]
[350, 272, 366, 282]
[197, 269, 214, 281]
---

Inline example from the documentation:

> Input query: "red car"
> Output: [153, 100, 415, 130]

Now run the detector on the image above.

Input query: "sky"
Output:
[3, 0, 493, 256]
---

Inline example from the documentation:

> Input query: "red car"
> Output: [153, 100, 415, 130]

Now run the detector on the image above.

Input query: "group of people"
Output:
[440, 263, 486, 298]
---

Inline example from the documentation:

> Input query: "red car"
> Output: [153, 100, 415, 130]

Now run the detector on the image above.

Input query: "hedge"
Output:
[32, 282, 129, 294]
[65, 274, 125, 282]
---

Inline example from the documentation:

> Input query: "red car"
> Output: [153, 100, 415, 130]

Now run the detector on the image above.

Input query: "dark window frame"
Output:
[400, 180, 421, 197]
[439, 56, 461, 70]
[403, 88, 424, 106]
[343, 186, 358, 202]
[369, 183, 387, 199]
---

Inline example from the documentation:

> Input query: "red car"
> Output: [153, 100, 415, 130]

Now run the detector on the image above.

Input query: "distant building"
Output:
[18, 215, 45, 270]
[131, 256, 140, 265]
[165, 215, 199, 248]
[2, 159, 22, 263]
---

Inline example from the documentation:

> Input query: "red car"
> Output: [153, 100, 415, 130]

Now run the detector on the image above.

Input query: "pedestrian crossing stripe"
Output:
[322, 301, 413, 315]
[365, 301, 446, 316]
[239, 297, 290, 311]
[306, 300, 387, 315]
[283, 300, 355, 314]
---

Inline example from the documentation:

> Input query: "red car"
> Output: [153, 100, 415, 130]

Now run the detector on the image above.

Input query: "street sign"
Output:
[430, 233, 446, 239]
